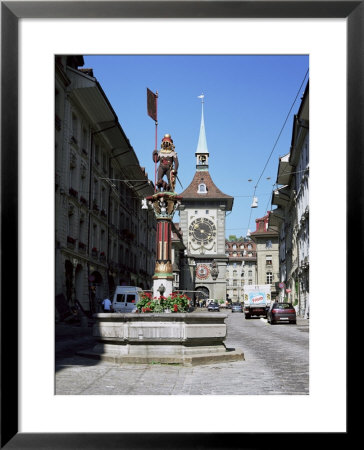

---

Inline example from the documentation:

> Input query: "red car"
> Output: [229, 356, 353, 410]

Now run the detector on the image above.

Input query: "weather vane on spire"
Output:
[197, 93, 205, 103]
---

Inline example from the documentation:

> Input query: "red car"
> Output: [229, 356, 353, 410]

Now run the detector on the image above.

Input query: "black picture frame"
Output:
[1, 1, 357, 448]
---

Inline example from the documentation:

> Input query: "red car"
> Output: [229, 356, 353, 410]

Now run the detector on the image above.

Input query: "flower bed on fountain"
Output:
[137, 292, 190, 313]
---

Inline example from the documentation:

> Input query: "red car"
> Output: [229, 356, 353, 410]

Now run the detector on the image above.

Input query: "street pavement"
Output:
[56, 309, 309, 395]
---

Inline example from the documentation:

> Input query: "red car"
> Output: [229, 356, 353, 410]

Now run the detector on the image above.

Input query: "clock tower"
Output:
[179, 95, 233, 303]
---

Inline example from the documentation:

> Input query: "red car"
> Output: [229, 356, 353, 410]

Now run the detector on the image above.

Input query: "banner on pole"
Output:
[147, 88, 157, 121]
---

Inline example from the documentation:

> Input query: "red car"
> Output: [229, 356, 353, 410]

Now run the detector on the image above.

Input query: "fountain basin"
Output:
[79, 313, 244, 366]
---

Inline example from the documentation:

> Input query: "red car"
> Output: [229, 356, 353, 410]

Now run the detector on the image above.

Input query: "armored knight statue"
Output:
[153, 134, 179, 192]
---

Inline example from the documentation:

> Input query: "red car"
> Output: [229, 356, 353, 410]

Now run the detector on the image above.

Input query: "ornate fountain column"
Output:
[146, 192, 182, 298]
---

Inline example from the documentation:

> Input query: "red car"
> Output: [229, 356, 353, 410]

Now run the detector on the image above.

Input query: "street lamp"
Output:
[251, 197, 258, 208]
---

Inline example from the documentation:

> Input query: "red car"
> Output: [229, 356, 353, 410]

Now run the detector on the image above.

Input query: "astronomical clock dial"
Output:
[188, 217, 216, 246]
[196, 264, 210, 279]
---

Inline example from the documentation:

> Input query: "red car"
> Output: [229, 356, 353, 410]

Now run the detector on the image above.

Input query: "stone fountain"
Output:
[79, 134, 244, 366]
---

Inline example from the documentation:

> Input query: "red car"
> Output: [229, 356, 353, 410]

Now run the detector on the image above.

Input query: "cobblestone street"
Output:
[56, 310, 309, 395]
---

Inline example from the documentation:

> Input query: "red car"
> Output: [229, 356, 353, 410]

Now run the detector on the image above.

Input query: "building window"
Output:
[248, 279, 252, 285]
[102, 152, 108, 173]
[266, 240, 272, 249]
[94, 144, 100, 165]
[206, 210, 209, 214]
[67, 205, 74, 237]
[82, 127, 88, 152]
[72, 113, 78, 142]
[266, 272, 273, 284]
[248, 270, 252, 277]
[69, 154, 77, 191]
[92, 223, 98, 249]
[266, 255, 272, 265]
[100, 229, 106, 253]
[198, 183, 207, 193]
[101, 186, 106, 211]
[93, 178, 99, 208]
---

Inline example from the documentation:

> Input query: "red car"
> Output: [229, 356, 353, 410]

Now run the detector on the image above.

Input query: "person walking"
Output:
[101, 296, 112, 313]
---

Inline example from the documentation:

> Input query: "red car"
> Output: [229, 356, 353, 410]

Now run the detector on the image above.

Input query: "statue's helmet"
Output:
[161, 134, 173, 148]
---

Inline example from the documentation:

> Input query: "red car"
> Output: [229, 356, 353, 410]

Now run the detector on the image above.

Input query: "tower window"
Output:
[198, 183, 207, 193]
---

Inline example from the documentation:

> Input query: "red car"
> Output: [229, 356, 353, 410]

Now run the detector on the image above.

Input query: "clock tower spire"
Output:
[196, 94, 209, 170]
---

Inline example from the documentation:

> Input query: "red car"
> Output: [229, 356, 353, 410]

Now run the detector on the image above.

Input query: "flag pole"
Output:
[155, 91, 158, 192]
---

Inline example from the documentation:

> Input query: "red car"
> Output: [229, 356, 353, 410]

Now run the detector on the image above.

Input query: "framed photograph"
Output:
[2, 0, 359, 447]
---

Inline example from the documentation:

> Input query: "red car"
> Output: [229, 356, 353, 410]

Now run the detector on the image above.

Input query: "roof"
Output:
[276, 153, 293, 185]
[289, 81, 309, 166]
[269, 207, 285, 228]
[250, 211, 279, 238]
[180, 170, 234, 210]
[271, 185, 291, 207]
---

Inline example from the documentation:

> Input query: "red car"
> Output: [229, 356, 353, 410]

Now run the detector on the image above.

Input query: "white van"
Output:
[111, 286, 143, 313]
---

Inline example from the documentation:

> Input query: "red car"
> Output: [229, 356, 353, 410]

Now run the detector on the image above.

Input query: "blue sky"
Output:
[83, 55, 309, 238]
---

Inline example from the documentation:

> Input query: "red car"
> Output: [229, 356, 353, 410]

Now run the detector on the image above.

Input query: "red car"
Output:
[267, 302, 297, 325]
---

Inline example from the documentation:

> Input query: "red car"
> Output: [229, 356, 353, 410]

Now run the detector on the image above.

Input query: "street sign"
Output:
[279, 282, 285, 289]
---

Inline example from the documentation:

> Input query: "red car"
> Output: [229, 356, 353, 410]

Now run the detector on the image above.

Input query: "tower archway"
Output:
[195, 286, 209, 305]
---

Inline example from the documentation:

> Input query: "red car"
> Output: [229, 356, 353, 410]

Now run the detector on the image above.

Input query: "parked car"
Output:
[267, 302, 297, 324]
[231, 302, 243, 313]
[207, 302, 220, 312]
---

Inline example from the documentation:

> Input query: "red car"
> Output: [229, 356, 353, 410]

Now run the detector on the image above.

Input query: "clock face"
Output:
[196, 264, 210, 279]
[189, 217, 216, 245]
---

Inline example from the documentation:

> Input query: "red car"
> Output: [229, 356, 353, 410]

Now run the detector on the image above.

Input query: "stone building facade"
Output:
[270, 82, 309, 317]
[250, 212, 280, 301]
[225, 238, 257, 302]
[55, 56, 156, 316]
